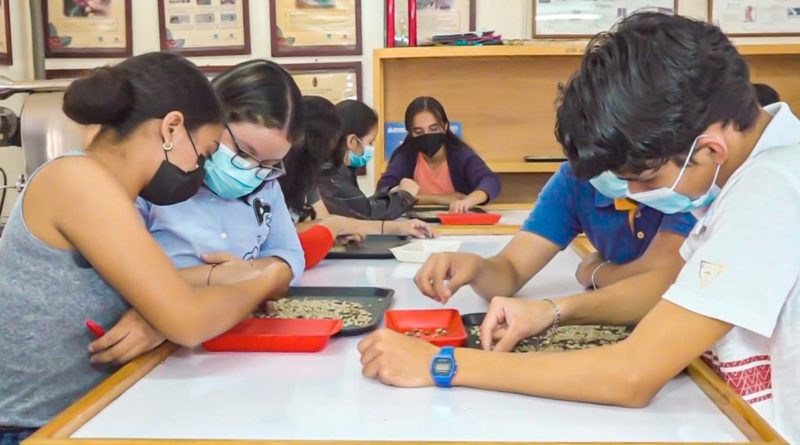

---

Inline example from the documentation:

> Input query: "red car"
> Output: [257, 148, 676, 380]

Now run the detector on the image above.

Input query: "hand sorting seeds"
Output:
[254, 298, 373, 328]
[468, 325, 630, 353]
[403, 327, 448, 338]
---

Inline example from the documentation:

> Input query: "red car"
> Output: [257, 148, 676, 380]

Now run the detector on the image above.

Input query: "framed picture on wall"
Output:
[284, 62, 362, 103]
[158, 0, 251, 56]
[0, 0, 12, 65]
[532, 0, 677, 38]
[270, 0, 362, 56]
[392, 0, 476, 46]
[709, 0, 800, 36]
[44, 68, 92, 79]
[197, 65, 232, 78]
[43, 0, 132, 58]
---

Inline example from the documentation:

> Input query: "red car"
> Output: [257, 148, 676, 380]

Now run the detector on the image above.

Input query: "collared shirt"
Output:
[663, 102, 800, 444]
[522, 162, 696, 263]
[137, 181, 305, 283]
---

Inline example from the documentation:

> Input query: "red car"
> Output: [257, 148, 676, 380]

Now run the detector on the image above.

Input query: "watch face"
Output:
[432, 357, 453, 375]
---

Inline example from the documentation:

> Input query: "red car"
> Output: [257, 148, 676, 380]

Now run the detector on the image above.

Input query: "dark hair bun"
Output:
[63, 66, 133, 126]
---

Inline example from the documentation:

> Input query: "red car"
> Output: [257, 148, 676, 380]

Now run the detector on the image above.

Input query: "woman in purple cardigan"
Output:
[377, 97, 501, 213]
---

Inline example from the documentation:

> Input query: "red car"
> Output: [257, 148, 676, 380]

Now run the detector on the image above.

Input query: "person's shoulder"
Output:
[736, 144, 800, 194]
[34, 155, 120, 199]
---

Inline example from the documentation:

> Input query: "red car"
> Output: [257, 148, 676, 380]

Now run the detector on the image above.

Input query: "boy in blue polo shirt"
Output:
[414, 161, 695, 303]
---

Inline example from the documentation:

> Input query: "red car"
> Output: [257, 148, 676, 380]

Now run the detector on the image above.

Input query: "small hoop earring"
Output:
[162, 142, 174, 151]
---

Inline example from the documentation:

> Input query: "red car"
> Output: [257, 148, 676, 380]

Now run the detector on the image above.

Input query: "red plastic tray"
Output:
[202, 318, 343, 353]
[437, 212, 501, 225]
[384, 309, 467, 347]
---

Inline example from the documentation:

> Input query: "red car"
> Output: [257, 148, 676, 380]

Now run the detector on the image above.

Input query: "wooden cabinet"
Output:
[373, 44, 800, 205]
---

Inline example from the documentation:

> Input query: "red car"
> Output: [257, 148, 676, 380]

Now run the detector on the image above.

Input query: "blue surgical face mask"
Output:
[348, 137, 374, 168]
[589, 171, 628, 199]
[626, 135, 721, 214]
[204, 143, 264, 199]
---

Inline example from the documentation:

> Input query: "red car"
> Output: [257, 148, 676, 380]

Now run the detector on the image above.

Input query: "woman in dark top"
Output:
[316, 100, 420, 220]
[377, 96, 501, 213]
[278, 96, 433, 269]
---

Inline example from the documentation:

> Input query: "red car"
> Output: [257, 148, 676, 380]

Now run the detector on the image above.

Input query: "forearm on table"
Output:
[251, 257, 294, 284]
[416, 194, 444, 205]
[178, 265, 214, 287]
[295, 220, 321, 232]
[452, 343, 647, 407]
[558, 264, 681, 326]
[470, 255, 526, 299]
[465, 190, 489, 206]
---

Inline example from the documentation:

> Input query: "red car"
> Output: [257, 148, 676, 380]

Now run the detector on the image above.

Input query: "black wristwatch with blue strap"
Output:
[430, 346, 457, 388]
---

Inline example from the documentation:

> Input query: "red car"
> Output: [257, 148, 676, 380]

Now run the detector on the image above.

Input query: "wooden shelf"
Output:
[374, 43, 800, 60]
[374, 42, 800, 204]
[487, 161, 562, 173]
[736, 44, 800, 55]
[374, 44, 587, 59]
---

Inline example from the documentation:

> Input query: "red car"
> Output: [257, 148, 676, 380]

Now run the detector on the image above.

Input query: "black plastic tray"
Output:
[462, 312, 632, 352]
[404, 206, 487, 223]
[461, 312, 487, 349]
[259, 286, 394, 336]
[325, 235, 409, 260]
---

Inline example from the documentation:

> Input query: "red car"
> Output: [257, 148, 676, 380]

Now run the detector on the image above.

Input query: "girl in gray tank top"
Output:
[0, 53, 290, 440]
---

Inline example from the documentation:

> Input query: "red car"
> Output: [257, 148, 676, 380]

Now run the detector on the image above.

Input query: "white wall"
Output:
[1, 0, 798, 221]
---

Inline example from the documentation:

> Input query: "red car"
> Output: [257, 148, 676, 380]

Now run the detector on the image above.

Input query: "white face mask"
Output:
[625, 135, 722, 214]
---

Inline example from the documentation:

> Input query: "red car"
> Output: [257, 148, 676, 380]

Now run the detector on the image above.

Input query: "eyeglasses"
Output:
[225, 124, 286, 181]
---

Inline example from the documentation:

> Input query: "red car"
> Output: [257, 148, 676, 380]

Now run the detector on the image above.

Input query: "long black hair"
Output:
[336, 99, 378, 141]
[211, 59, 304, 144]
[389, 96, 470, 161]
[278, 96, 342, 218]
[64, 52, 222, 137]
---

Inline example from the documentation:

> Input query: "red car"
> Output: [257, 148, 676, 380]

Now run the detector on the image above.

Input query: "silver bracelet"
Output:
[591, 260, 611, 290]
[542, 298, 561, 337]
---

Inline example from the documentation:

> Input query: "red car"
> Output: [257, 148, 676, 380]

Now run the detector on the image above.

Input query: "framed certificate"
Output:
[284, 62, 362, 103]
[43, 0, 132, 58]
[533, 0, 677, 38]
[709, 0, 800, 36]
[270, 0, 362, 57]
[45, 68, 91, 79]
[392, 0, 476, 46]
[158, 0, 251, 56]
[0, 0, 11, 65]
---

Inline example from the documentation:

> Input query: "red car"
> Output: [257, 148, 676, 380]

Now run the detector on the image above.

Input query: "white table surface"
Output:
[73, 236, 745, 443]
[496, 209, 531, 226]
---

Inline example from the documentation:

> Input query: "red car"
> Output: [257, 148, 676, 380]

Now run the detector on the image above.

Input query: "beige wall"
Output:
[0, 1, 798, 221]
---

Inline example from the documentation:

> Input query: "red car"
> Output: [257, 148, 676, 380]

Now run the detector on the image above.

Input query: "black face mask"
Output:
[410, 133, 446, 158]
[139, 130, 206, 206]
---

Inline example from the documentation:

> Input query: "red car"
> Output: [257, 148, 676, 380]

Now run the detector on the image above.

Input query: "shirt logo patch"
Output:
[699, 260, 725, 287]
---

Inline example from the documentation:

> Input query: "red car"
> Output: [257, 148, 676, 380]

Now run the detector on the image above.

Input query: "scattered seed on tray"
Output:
[468, 325, 630, 353]
[254, 298, 373, 328]
[404, 328, 448, 338]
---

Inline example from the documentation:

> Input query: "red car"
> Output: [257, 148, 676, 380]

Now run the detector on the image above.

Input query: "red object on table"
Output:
[385, 309, 467, 347]
[437, 212, 502, 226]
[202, 318, 343, 353]
[298, 224, 335, 270]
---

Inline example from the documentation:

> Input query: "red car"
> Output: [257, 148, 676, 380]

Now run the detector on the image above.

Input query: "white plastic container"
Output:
[390, 240, 462, 263]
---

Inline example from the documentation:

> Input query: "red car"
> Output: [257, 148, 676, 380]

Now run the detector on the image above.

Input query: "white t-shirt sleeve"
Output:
[664, 162, 800, 338]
